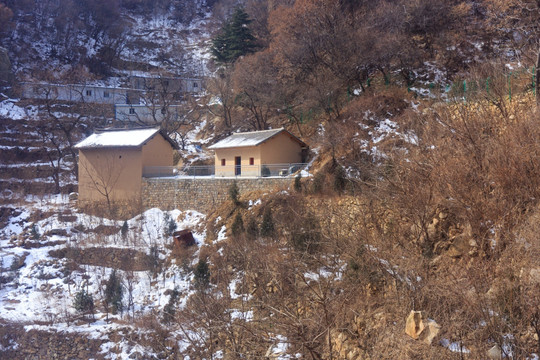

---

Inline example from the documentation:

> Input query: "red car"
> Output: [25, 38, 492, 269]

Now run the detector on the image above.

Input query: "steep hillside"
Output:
[1, 0, 216, 79]
[2, 0, 540, 359]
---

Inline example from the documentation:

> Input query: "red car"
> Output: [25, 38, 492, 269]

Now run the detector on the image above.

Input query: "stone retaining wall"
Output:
[142, 177, 292, 213]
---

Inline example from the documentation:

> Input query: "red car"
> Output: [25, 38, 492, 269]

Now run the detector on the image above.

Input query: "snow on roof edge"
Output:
[74, 128, 161, 149]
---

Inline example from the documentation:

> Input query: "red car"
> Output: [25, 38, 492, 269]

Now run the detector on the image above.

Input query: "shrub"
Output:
[311, 172, 325, 194]
[229, 181, 240, 205]
[73, 289, 94, 317]
[121, 221, 128, 238]
[194, 259, 210, 289]
[290, 214, 320, 253]
[246, 217, 259, 239]
[261, 165, 271, 177]
[164, 213, 177, 237]
[231, 212, 244, 236]
[31, 224, 40, 240]
[294, 173, 302, 192]
[260, 207, 275, 238]
[148, 245, 161, 277]
[161, 288, 180, 324]
[333, 163, 347, 193]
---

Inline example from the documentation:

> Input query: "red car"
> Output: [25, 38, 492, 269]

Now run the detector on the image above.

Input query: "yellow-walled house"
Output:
[75, 127, 177, 213]
[208, 128, 308, 177]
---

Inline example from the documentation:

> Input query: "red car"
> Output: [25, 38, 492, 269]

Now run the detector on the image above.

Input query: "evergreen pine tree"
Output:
[211, 7, 257, 64]
[73, 289, 94, 319]
[105, 270, 123, 315]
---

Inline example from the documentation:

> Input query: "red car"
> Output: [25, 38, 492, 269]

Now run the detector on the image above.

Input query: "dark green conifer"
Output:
[211, 7, 257, 64]
[105, 270, 123, 315]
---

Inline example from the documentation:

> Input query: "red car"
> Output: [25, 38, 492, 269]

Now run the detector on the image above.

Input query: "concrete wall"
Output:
[142, 177, 292, 213]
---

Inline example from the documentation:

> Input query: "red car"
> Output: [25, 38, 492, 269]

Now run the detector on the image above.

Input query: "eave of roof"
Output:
[208, 128, 307, 150]
[75, 127, 178, 150]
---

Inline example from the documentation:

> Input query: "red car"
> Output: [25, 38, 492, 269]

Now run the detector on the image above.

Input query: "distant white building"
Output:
[114, 104, 184, 124]
[128, 76, 204, 94]
[20, 82, 141, 104]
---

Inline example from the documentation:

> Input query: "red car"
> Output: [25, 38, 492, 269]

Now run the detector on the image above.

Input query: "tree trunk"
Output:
[536, 47, 540, 105]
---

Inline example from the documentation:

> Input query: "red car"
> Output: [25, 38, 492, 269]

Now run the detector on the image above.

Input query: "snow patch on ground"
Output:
[0, 195, 210, 358]
[0, 99, 38, 120]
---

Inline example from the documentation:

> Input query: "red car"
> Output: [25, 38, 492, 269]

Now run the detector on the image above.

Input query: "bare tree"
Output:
[206, 68, 236, 130]
[79, 152, 126, 216]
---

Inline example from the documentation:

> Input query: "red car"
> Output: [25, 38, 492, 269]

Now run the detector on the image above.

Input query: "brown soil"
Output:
[50, 247, 159, 271]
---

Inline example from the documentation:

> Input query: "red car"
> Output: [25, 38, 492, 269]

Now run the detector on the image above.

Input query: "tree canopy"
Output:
[211, 7, 258, 64]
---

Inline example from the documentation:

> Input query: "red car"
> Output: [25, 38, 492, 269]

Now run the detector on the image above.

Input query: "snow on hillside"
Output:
[122, 13, 213, 75]
[0, 99, 38, 121]
[0, 195, 207, 358]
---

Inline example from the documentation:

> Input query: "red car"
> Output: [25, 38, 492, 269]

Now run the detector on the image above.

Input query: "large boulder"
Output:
[487, 344, 502, 360]
[405, 310, 441, 345]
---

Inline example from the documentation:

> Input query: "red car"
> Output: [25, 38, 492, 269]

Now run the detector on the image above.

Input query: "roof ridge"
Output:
[230, 128, 283, 135]
[95, 126, 159, 133]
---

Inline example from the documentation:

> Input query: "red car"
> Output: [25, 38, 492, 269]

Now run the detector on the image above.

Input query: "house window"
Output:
[249, 157, 254, 166]
[103, 91, 110, 98]
[161, 107, 167, 115]
[221, 159, 226, 166]
[129, 108, 135, 114]
[86, 90, 92, 96]
[193, 82, 198, 88]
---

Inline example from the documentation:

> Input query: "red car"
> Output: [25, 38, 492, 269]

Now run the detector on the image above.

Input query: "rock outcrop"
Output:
[405, 310, 441, 345]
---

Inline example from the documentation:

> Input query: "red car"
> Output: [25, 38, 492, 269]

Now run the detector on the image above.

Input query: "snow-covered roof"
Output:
[208, 128, 306, 149]
[75, 128, 161, 149]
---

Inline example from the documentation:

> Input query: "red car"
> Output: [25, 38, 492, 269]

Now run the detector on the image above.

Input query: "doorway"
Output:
[235, 156, 241, 176]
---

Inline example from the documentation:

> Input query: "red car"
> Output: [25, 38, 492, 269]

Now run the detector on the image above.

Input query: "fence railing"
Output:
[143, 163, 308, 178]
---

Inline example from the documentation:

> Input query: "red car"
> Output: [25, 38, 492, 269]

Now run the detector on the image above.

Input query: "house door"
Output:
[235, 156, 241, 176]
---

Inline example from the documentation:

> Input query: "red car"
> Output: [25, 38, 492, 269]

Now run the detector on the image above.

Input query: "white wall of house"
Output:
[20, 83, 140, 104]
[115, 104, 184, 124]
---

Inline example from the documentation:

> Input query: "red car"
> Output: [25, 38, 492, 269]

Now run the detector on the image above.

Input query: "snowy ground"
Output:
[0, 194, 208, 358]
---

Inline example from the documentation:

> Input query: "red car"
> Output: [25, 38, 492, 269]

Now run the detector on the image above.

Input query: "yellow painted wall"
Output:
[78, 147, 142, 207]
[214, 146, 261, 177]
[213, 132, 304, 177]
[142, 134, 174, 167]
[78, 134, 174, 212]
[259, 132, 303, 165]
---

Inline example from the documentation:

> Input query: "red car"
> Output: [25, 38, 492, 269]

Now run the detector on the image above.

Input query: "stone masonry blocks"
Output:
[142, 177, 292, 213]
